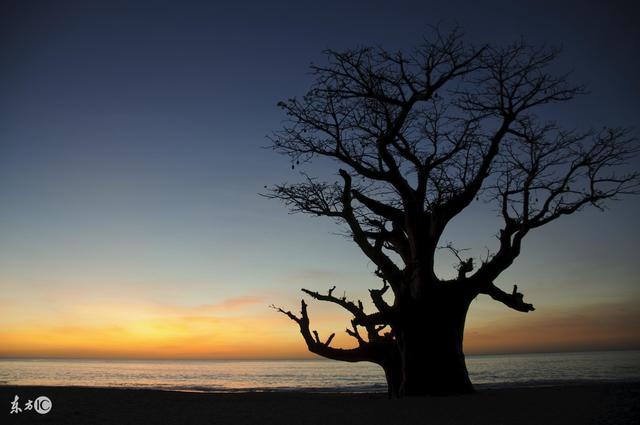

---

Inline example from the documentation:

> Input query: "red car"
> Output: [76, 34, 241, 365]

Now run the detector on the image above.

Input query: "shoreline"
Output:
[3, 382, 639, 424]
[2, 377, 639, 394]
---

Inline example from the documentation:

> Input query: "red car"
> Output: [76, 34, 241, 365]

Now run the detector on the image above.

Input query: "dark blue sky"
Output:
[1, 0, 639, 357]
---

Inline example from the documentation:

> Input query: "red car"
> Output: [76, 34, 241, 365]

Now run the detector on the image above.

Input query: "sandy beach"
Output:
[2, 382, 638, 425]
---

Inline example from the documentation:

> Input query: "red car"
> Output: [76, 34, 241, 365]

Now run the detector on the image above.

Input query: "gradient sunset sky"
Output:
[1, 0, 639, 359]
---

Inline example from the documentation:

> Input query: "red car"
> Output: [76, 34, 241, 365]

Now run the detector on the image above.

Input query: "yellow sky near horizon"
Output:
[1, 291, 639, 359]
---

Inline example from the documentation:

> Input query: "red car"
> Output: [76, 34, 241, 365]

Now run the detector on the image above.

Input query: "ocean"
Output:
[1, 350, 638, 393]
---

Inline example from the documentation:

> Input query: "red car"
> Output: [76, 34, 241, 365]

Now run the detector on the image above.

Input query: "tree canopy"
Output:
[266, 28, 639, 396]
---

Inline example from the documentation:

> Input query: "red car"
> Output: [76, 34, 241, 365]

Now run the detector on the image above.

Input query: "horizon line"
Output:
[2, 347, 639, 362]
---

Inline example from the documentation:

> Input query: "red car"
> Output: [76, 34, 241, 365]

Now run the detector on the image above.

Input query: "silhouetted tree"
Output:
[266, 28, 639, 396]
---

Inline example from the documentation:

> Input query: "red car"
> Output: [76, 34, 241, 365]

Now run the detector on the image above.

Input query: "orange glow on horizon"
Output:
[1, 296, 638, 359]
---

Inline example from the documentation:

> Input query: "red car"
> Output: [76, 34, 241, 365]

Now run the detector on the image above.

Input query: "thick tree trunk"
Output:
[381, 361, 402, 398]
[378, 345, 402, 397]
[397, 286, 474, 396]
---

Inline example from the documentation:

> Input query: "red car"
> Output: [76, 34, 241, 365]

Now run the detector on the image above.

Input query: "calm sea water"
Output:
[1, 351, 638, 392]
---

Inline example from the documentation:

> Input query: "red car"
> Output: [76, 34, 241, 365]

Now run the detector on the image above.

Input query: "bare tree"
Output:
[265, 28, 639, 396]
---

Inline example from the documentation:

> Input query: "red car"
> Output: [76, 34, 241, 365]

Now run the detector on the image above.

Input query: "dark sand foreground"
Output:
[2, 383, 639, 425]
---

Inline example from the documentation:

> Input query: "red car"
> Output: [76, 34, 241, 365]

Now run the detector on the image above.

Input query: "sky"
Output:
[1, 0, 639, 359]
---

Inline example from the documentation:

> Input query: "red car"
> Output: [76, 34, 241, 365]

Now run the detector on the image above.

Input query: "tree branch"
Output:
[271, 300, 375, 362]
[479, 283, 535, 313]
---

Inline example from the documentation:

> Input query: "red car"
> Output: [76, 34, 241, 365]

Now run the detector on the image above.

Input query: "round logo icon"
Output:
[34, 396, 52, 414]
